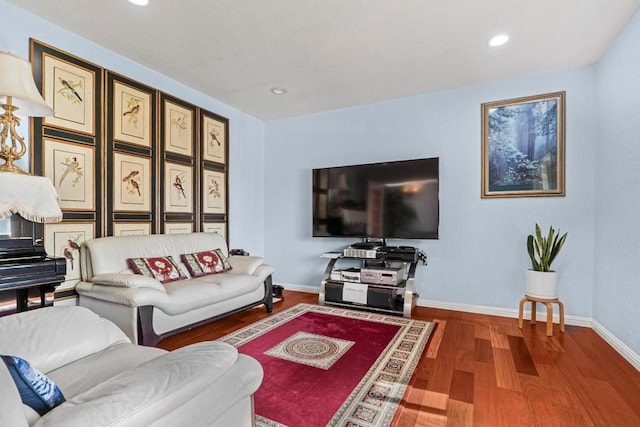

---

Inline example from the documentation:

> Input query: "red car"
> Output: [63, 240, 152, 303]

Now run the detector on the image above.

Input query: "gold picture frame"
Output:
[113, 80, 152, 147]
[112, 222, 152, 236]
[44, 222, 94, 290]
[164, 162, 193, 213]
[202, 113, 227, 165]
[42, 53, 96, 135]
[164, 99, 193, 156]
[202, 169, 226, 214]
[164, 222, 193, 234]
[43, 138, 95, 211]
[481, 91, 565, 198]
[113, 152, 151, 212]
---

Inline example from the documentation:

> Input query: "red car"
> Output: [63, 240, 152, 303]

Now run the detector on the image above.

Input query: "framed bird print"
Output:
[113, 152, 151, 212]
[44, 222, 94, 290]
[202, 169, 226, 214]
[201, 112, 227, 165]
[113, 80, 152, 147]
[164, 162, 193, 213]
[112, 222, 152, 236]
[41, 53, 96, 135]
[203, 222, 227, 241]
[163, 98, 194, 157]
[43, 138, 95, 211]
[164, 222, 193, 234]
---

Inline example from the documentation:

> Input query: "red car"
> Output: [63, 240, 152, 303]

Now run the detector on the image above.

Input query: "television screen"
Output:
[313, 158, 439, 239]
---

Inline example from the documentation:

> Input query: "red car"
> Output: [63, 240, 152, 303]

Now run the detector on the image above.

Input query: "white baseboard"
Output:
[279, 283, 320, 294]
[277, 284, 639, 372]
[591, 320, 640, 371]
[417, 298, 593, 327]
[421, 299, 639, 371]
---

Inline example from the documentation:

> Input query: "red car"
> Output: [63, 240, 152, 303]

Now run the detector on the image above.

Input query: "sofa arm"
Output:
[76, 281, 168, 308]
[34, 342, 263, 427]
[252, 264, 275, 282]
[90, 273, 165, 291]
[228, 255, 272, 276]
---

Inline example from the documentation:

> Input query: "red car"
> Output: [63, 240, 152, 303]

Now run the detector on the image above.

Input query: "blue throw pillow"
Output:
[1, 355, 65, 416]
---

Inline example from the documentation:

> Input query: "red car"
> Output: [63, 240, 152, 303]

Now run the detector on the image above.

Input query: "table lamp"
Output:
[0, 52, 53, 174]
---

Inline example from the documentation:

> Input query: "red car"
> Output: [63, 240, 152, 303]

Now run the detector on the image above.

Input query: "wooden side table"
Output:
[518, 296, 565, 337]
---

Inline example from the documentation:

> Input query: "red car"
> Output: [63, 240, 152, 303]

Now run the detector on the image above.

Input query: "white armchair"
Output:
[0, 306, 262, 426]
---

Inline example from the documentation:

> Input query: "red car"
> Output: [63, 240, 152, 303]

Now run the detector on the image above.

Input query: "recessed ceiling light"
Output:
[270, 87, 288, 95]
[128, 0, 149, 6]
[487, 34, 509, 47]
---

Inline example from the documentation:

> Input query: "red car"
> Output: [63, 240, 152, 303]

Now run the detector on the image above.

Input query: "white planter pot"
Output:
[525, 270, 557, 299]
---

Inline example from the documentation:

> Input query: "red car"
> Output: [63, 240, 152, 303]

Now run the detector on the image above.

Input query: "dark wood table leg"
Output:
[15, 289, 28, 312]
[40, 286, 47, 307]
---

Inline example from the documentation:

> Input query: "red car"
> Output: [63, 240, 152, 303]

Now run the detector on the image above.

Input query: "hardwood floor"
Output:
[157, 291, 640, 426]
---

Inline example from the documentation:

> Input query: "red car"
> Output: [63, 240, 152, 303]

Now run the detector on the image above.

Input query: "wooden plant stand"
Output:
[518, 295, 565, 337]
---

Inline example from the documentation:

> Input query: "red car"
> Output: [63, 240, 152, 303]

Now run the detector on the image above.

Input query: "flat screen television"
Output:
[313, 158, 439, 239]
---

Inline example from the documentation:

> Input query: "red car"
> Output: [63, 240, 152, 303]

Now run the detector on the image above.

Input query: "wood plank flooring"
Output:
[157, 291, 640, 426]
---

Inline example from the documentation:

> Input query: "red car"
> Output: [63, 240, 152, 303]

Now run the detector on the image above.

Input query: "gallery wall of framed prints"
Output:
[200, 108, 229, 241]
[106, 71, 157, 237]
[31, 41, 102, 293]
[160, 93, 197, 234]
[29, 39, 230, 294]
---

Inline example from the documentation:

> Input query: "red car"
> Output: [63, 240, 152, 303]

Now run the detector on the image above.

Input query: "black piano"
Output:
[0, 214, 66, 313]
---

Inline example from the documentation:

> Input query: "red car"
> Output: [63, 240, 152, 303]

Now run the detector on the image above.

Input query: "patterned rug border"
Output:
[218, 303, 436, 427]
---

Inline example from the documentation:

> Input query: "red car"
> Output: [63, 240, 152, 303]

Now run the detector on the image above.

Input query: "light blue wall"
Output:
[265, 68, 597, 317]
[594, 9, 640, 354]
[0, 0, 266, 254]
[4, 0, 637, 354]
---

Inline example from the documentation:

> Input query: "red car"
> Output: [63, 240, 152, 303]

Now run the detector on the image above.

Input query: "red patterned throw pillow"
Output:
[127, 256, 187, 284]
[180, 249, 232, 277]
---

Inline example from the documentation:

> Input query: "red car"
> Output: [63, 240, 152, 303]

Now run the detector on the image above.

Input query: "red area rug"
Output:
[219, 304, 435, 426]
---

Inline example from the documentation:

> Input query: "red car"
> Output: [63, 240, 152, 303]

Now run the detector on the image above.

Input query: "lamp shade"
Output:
[0, 52, 53, 117]
[0, 174, 62, 223]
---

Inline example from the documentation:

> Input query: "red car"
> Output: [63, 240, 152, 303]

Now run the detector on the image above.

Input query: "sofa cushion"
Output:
[0, 306, 130, 374]
[47, 342, 166, 399]
[159, 273, 264, 313]
[128, 256, 188, 283]
[181, 249, 232, 277]
[1, 355, 65, 416]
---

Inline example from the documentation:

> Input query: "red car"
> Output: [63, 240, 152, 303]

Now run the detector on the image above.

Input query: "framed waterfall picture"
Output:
[481, 91, 565, 198]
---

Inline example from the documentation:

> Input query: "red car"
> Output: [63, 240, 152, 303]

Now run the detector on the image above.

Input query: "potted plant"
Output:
[525, 224, 567, 299]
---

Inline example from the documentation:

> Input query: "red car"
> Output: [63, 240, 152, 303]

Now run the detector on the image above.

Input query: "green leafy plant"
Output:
[526, 224, 567, 272]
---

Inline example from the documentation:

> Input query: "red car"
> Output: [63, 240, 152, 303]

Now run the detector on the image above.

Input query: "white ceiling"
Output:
[7, 0, 639, 121]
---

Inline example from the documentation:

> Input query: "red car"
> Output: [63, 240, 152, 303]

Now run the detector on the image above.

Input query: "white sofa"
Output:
[0, 306, 262, 427]
[76, 232, 273, 345]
